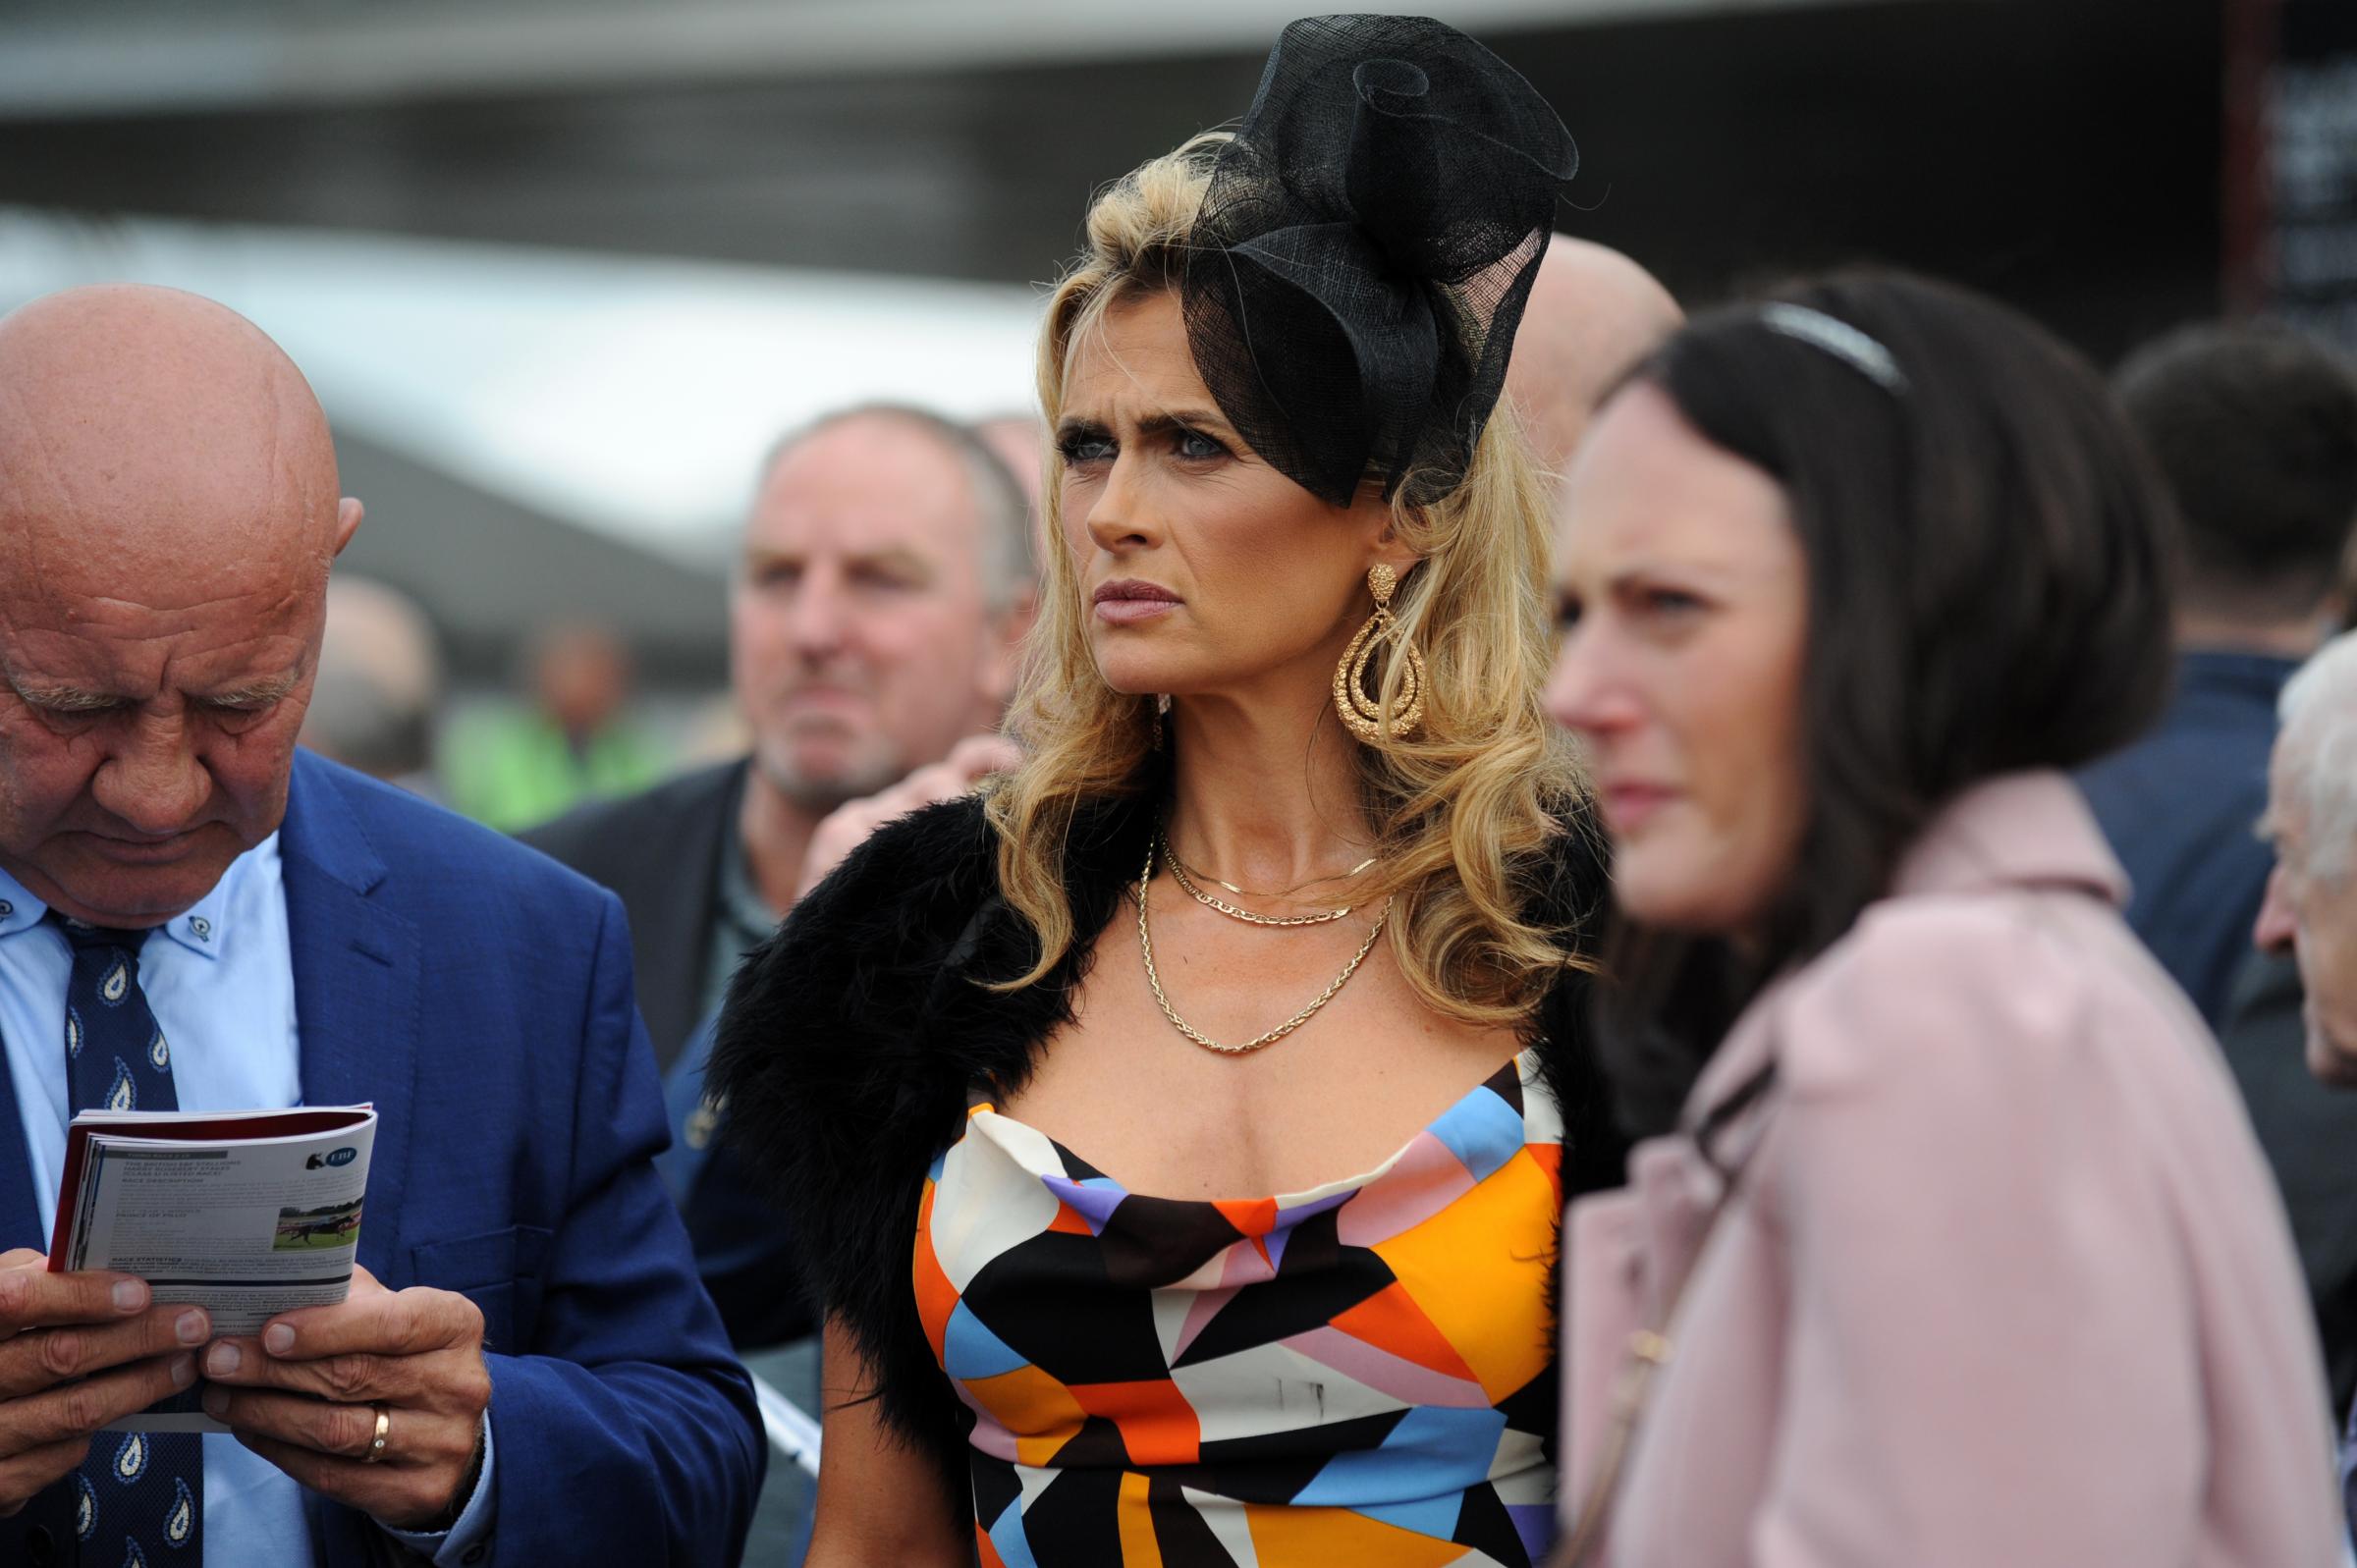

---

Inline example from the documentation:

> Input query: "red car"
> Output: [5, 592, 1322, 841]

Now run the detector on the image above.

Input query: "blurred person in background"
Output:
[298, 575, 445, 797]
[445, 621, 665, 832]
[972, 411, 1049, 520]
[2234, 630, 2357, 1451]
[1546, 273, 2338, 1566]
[0, 284, 761, 1566]
[2076, 324, 2357, 1027]
[530, 405, 1032, 1080]
[1504, 235, 1683, 482]
[2085, 327, 2357, 1430]
[524, 401, 1032, 1561]
[713, 18, 1623, 1565]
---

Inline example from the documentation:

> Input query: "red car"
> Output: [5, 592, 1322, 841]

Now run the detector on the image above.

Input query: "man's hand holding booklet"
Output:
[46, 1105, 377, 1432]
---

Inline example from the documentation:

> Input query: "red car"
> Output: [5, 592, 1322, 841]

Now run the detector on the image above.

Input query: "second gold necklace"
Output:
[1137, 838, 1389, 1054]
[1160, 833, 1357, 927]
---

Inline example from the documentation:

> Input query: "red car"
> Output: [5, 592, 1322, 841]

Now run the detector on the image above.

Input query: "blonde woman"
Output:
[713, 17, 1617, 1566]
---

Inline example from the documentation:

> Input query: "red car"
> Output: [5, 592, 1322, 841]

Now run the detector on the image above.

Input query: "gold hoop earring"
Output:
[1333, 564, 1426, 743]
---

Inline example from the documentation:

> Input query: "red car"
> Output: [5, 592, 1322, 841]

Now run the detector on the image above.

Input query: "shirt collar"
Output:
[715, 819, 780, 943]
[0, 833, 278, 962]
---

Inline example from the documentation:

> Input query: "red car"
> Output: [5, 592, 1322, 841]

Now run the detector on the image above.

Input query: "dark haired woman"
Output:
[713, 17, 1621, 1567]
[1544, 271, 2342, 1565]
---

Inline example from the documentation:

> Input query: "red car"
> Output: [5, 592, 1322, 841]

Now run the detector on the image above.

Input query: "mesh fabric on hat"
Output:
[1181, 14, 1578, 507]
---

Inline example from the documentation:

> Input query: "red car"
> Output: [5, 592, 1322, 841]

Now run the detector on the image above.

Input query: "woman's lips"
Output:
[1094, 598, 1178, 624]
[1599, 784, 1677, 835]
[1092, 580, 1181, 624]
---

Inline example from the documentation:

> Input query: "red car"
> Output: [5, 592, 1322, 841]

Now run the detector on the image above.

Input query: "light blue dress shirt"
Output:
[0, 837, 494, 1564]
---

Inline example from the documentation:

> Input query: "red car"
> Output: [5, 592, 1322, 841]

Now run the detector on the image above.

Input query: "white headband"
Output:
[1758, 302, 1908, 394]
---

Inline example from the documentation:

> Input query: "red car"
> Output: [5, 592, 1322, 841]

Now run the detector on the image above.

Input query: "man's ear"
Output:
[333, 497, 365, 558]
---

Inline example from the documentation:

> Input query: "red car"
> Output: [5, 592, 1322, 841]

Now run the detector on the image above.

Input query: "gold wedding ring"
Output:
[362, 1404, 391, 1465]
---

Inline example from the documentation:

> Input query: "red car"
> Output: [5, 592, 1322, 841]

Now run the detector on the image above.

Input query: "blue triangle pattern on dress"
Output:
[1426, 1081, 1523, 1182]
[944, 1299, 1029, 1381]
[1354, 1488, 1468, 1542]
[1290, 1404, 1507, 1507]
[986, 1494, 1042, 1568]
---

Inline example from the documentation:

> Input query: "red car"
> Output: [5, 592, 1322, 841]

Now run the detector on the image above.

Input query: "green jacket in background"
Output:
[445, 708, 667, 833]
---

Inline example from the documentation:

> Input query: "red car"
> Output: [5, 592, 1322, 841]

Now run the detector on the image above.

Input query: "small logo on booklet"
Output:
[305, 1147, 359, 1169]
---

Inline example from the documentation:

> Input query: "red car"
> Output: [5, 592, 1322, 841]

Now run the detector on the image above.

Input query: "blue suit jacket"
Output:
[0, 752, 765, 1565]
[2076, 648, 2300, 1027]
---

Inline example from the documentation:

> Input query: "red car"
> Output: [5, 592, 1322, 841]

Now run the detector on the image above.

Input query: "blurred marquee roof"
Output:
[0, 0, 1893, 118]
[0, 207, 1044, 559]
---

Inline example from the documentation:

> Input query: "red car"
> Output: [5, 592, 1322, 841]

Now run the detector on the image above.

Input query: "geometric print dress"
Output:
[915, 1050, 1566, 1566]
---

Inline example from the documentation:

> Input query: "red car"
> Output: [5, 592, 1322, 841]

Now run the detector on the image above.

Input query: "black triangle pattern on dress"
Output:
[1096, 1195, 1253, 1290]
[1015, 1465, 1124, 1563]
[1453, 1479, 1539, 1565]
[1170, 1217, 1397, 1369]
[959, 1232, 1174, 1386]
[1146, 1472, 1242, 1567]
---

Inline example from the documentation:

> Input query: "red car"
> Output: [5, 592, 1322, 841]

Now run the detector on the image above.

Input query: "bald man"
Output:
[1505, 236, 1684, 481]
[0, 287, 760, 1565]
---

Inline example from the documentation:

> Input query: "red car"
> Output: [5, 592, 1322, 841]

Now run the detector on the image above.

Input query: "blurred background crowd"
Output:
[6, 0, 2357, 1561]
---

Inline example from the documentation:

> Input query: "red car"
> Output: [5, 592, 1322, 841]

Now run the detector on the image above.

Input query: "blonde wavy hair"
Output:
[986, 132, 1594, 1026]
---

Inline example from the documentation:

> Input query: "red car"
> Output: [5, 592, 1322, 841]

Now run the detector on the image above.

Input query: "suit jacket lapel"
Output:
[279, 753, 422, 1288]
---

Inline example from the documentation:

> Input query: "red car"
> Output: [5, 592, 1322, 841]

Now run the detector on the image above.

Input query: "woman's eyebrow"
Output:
[1058, 408, 1236, 444]
[1134, 409, 1233, 439]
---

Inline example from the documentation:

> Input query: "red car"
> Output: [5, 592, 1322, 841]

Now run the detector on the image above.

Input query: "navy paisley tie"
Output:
[56, 916, 202, 1565]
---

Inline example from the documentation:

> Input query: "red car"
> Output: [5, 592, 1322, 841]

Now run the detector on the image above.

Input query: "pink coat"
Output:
[1560, 771, 2344, 1567]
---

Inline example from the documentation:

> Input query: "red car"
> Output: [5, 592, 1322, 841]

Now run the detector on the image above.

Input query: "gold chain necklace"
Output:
[1163, 840, 1380, 900]
[1162, 835, 1356, 927]
[1137, 838, 1389, 1054]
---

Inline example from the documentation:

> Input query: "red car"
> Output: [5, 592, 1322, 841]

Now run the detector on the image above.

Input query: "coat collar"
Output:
[1888, 769, 2127, 906]
[1681, 769, 2126, 1139]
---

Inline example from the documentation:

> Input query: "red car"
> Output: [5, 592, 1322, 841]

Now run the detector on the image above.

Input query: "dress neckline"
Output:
[963, 1047, 1541, 1209]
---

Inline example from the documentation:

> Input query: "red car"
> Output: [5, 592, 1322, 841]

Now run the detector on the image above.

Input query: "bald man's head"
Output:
[1506, 238, 1683, 481]
[0, 285, 363, 924]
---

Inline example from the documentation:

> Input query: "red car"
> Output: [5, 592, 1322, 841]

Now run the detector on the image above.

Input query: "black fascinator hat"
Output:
[1182, 14, 1577, 508]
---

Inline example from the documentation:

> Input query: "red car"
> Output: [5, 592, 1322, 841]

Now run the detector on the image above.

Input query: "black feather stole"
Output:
[708, 789, 1620, 1501]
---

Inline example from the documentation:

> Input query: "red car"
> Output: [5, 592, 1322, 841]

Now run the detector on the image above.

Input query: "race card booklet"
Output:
[46, 1105, 377, 1432]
